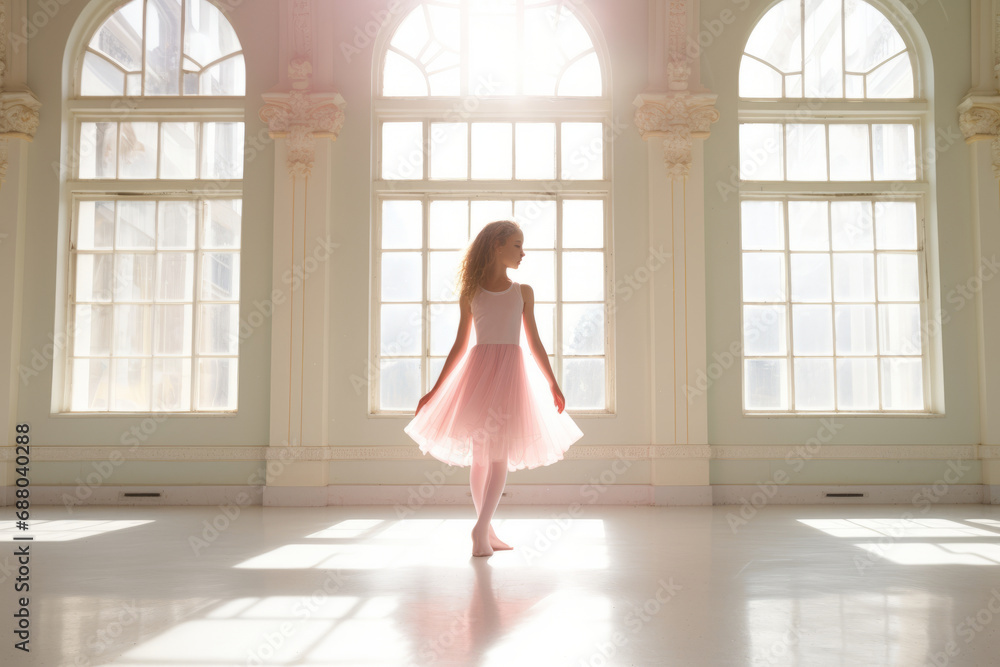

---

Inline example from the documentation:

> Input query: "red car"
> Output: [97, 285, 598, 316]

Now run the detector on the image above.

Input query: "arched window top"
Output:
[381, 0, 604, 97]
[81, 0, 245, 96]
[740, 0, 914, 99]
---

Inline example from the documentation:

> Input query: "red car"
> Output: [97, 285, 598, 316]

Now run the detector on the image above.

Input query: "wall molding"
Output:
[7, 483, 996, 507]
[4, 444, 993, 462]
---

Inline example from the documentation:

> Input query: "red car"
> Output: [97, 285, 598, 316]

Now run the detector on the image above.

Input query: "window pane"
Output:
[794, 358, 835, 410]
[204, 199, 242, 249]
[844, 0, 906, 72]
[745, 358, 788, 410]
[200, 252, 239, 300]
[788, 201, 829, 251]
[881, 358, 923, 409]
[792, 304, 833, 355]
[156, 253, 194, 301]
[471, 123, 512, 179]
[184, 0, 241, 65]
[383, 51, 429, 97]
[145, 0, 182, 95]
[382, 122, 423, 180]
[866, 52, 913, 98]
[831, 201, 873, 251]
[202, 122, 244, 180]
[154, 304, 192, 355]
[382, 200, 422, 249]
[875, 202, 918, 250]
[739, 124, 783, 180]
[81, 52, 125, 96]
[786, 124, 827, 180]
[428, 250, 462, 301]
[741, 200, 784, 250]
[199, 54, 245, 96]
[515, 123, 556, 179]
[471, 200, 513, 232]
[78, 201, 116, 250]
[198, 358, 237, 410]
[113, 358, 151, 411]
[563, 303, 604, 355]
[381, 252, 422, 301]
[744, 0, 802, 74]
[562, 252, 603, 301]
[79, 123, 118, 179]
[119, 122, 158, 179]
[877, 254, 920, 301]
[564, 358, 605, 410]
[72, 359, 110, 411]
[743, 253, 786, 302]
[835, 304, 876, 355]
[469, 11, 516, 94]
[739, 55, 783, 98]
[73, 305, 113, 356]
[878, 303, 921, 355]
[829, 124, 870, 180]
[558, 51, 602, 96]
[833, 254, 875, 301]
[790, 254, 831, 302]
[561, 122, 603, 180]
[115, 254, 155, 302]
[430, 304, 458, 356]
[381, 303, 421, 357]
[380, 357, 420, 410]
[872, 124, 916, 180]
[803, 0, 843, 97]
[516, 200, 556, 248]
[744, 305, 787, 356]
[836, 357, 878, 410]
[430, 122, 468, 179]
[563, 200, 603, 249]
[153, 358, 191, 410]
[200, 304, 239, 355]
[429, 200, 469, 248]
[160, 123, 197, 178]
[158, 201, 196, 249]
[114, 304, 152, 355]
[76, 254, 114, 302]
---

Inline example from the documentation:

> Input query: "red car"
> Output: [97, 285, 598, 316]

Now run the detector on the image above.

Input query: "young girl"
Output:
[403, 220, 584, 557]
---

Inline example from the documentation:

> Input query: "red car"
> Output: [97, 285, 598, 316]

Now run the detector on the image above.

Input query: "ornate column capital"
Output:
[959, 94, 1000, 178]
[259, 59, 346, 178]
[0, 90, 41, 188]
[633, 91, 719, 178]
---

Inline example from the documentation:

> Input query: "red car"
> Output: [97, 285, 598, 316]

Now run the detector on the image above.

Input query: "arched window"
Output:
[738, 0, 934, 413]
[374, 0, 610, 414]
[64, 0, 245, 412]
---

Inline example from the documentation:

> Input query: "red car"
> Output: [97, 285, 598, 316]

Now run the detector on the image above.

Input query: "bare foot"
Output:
[489, 526, 513, 551]
[471, 528, 493, 557]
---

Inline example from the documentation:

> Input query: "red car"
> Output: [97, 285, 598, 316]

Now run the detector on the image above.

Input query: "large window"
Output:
[64, 0, 245, 412]
[374, 0, 611, 414]
[738, 0, 935, 413]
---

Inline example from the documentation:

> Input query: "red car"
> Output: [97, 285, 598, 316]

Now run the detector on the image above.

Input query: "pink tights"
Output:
[469, 455, 510, 556]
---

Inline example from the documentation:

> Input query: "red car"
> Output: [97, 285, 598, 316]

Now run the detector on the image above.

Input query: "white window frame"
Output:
[737, 4, 941, 416]
[370, 3, 615, 417]
[57, 2, 246, 415]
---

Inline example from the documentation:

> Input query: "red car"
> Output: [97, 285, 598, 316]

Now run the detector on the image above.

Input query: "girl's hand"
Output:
[551, 384, 566, 413]
[415, 389, 436, 416]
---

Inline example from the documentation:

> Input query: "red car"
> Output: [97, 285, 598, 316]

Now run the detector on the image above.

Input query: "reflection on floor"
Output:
[4, 503, 999, 666]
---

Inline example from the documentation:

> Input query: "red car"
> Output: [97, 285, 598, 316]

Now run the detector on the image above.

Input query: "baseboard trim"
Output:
[5, 484, 997, 507]
[711, 484, 989, 505]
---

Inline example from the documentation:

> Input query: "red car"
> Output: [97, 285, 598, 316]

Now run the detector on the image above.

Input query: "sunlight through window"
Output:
[0, 520, 153, 541]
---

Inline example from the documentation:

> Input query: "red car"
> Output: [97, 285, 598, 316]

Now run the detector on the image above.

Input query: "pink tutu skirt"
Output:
[403, 343, 584, 471]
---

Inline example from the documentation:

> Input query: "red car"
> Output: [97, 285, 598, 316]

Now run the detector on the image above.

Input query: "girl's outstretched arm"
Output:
[429, 291, 473, 394]
[521, 284, 567, 412]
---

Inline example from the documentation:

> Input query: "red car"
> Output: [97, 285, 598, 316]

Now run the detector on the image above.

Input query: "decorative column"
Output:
[258, 0, 346, 505]
[633, 0, 717, 504]
[960, 0, 1000, 503]
[0, 0, 40, 494]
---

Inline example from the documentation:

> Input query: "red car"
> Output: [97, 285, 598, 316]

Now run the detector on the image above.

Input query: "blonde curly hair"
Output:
[455, 220, 522, 304]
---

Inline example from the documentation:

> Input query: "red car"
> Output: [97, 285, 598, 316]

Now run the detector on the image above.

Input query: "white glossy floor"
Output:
[3, 503, 1000, 666]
